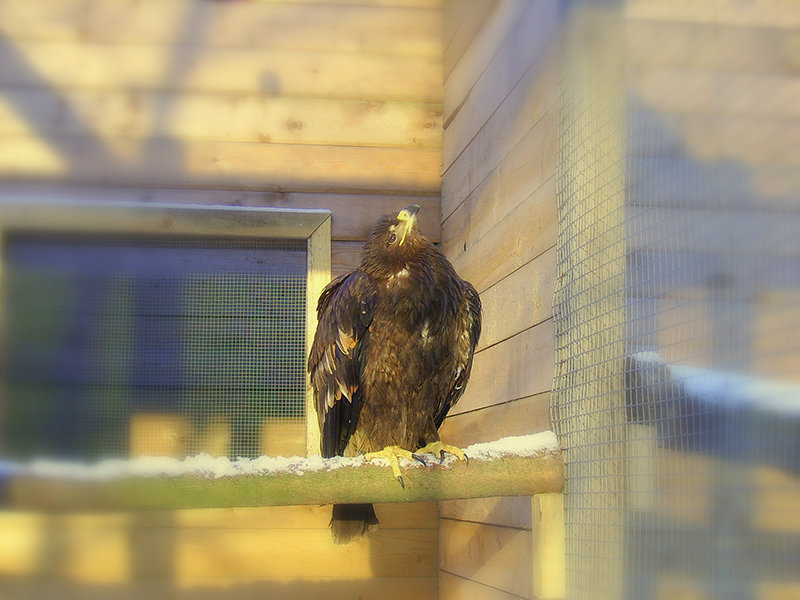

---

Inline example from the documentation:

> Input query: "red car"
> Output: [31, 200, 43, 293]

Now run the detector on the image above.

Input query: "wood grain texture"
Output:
[0, 40, 442, 101]
[440, 570, 526, 600]
[440, 496, 533, 530]
[0, 91, 442, 148]
[331, 241, 363, 277]
[334, 227, 425, 278]
[443, 0, 559, 168]
[0, 0, 442, 56]
[443, 0, 502, 80]
[440, 519, 532, 598]
[531, 493, 565, 599]
[443, 0, 527, 117]
[0, 136, 441, 193]
[0, 185, 441, 242]
[628, 112, 800, 166]
[0, 577, 438, 600]
[452, 320, 555, 415]
[473, 247, 556, 352]
[632, 69, 800, 120]
[626, 20, 800, 74]
[626, 157, 799, 209]
[306, 216, 331, 456]
[442, 50, 558, 217]
[440, 393, 552, 445]
[439, 2, 561, 597]
[0, 0, 444, 193]
[0, 201, 329, 239]
[442, 109, 556, 257]
[0, 0, 444, 202]
[0, 502, 437, 532]
[451, 178, 557, 294]
[0, 1, 445, 598]
[170, 528, 438, 580]
[626, 0, 800, 29]
[0, 513, 439, 580]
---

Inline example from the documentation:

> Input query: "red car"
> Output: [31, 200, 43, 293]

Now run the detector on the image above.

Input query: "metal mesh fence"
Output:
[1, 233, 307, 461]
[553, 3, 800, 599]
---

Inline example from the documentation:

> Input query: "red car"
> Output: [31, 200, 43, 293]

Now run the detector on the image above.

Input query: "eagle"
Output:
[308, 204, 481, 544]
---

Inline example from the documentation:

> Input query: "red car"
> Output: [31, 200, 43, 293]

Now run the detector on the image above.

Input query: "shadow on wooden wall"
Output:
[0, 0, 444, 598]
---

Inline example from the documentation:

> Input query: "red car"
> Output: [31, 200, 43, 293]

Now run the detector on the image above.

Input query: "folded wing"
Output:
[308, 271, 376, 457]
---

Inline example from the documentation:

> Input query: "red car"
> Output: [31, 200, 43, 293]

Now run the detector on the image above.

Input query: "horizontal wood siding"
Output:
[622, 2, 800, 597]
[0, 578, 437, 600]
[0, 0, 443, 53]
[440, 571, 528, 600]
[0, 503, 439, 599]
[0, 0, 444, 598]
[439, 1, 561, 598]
[440, 519, 532, 598]
[0, 0, 443, 195]
[625, 1, 800, 383]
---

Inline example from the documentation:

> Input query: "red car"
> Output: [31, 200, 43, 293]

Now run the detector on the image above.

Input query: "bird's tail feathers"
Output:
[330, 503, 379, 544]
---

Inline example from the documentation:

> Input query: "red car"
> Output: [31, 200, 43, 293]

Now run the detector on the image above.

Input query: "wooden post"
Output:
[532, 493, 566, 600]
[552, 3, 627, 598]
[305, 215, 331, 457]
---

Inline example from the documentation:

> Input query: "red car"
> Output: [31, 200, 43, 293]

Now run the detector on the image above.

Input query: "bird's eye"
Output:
[388, 233, 398, 245]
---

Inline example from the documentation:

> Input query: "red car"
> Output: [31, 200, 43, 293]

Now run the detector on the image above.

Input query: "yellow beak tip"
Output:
[397, 204, 421, 222]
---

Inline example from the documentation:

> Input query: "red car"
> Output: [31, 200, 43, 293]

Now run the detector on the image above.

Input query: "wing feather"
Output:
[434, 280, 482, 429]
[308, 271, 376, 457]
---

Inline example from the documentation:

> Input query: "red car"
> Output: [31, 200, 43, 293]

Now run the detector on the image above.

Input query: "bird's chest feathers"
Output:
[376, 266, 432, 323]
[384, 266, 412, 291]
[372, 271, 451, 358]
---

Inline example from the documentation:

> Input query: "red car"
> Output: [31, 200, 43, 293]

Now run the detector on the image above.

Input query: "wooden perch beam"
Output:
[3, 435, 563, 513]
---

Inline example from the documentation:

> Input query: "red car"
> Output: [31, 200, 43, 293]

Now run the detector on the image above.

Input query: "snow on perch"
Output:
[4, 433, 563, 511]
[464, 431, 560, 460]
[2, 432, 560, 482]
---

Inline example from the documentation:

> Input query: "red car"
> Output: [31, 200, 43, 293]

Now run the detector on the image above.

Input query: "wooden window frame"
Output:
[0, 201, 331, 458]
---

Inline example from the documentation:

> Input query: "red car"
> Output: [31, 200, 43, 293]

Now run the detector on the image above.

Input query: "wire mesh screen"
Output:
[553, 3, 800, 599]
[1, 233, 307, 462]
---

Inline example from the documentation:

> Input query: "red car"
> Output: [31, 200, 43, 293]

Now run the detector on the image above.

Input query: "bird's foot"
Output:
[413, 441, 469, 466]
[364, 445, 419, 489]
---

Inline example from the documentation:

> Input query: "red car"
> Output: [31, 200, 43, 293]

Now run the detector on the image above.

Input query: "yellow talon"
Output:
[414, 441, 469, 465]
[365, 445, 417, 488]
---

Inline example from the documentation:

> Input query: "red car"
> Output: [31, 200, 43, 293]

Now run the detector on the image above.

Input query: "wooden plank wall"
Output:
[0, 1, 444, 598]
[624, 0, 800, 380]
[438, 1, 562, 598]
[624, 2, 800, 598]
[0, 503, 439, 600]
[0, 0, 444, 278]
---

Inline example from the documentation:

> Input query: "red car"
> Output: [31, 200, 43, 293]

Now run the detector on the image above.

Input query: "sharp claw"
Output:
[439, 450, 446, 464]
[464, 454, 469, 466]
[397, 475, 405, 489]
[412, 453, 428, 466]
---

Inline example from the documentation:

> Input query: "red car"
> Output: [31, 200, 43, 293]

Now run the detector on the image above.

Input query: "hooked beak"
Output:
[396, 204, 420, 245]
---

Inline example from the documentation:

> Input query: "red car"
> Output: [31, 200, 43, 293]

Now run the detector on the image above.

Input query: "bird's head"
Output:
[361, 204, 426, 278]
